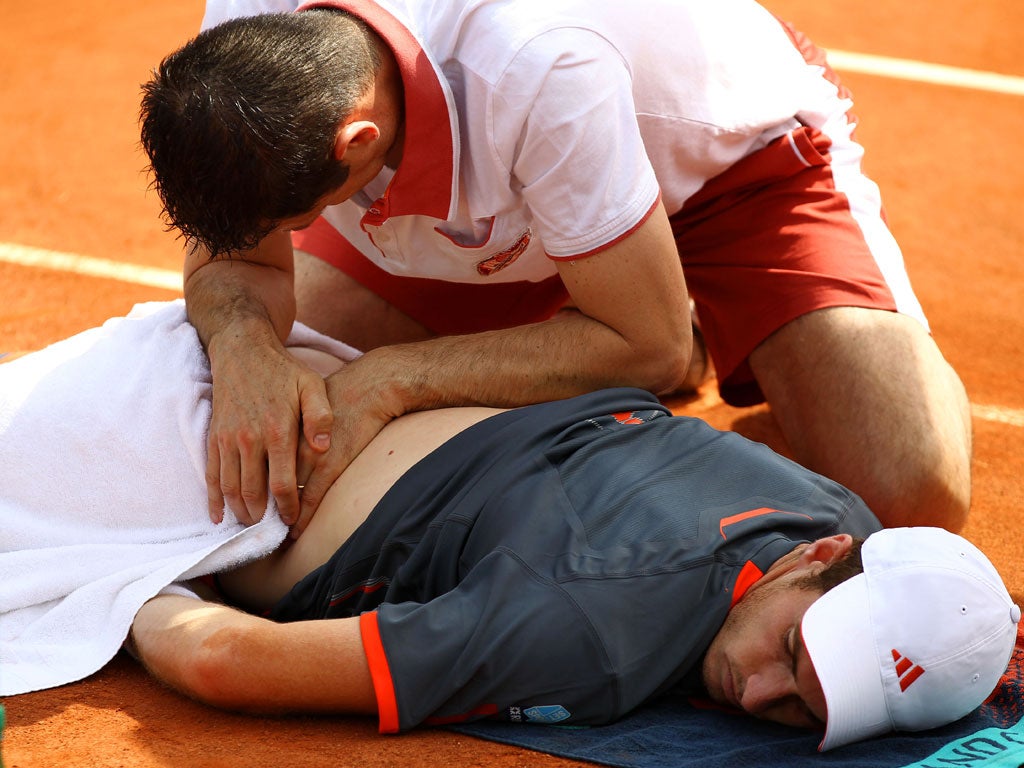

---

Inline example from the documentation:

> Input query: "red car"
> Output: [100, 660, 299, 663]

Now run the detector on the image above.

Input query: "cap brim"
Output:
[801, 574, 891, 751]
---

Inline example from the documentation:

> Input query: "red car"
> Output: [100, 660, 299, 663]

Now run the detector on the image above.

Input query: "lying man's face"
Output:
[701, 541, 846, 731]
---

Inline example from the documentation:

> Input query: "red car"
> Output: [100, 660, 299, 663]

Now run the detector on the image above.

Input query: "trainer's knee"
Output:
[888, 362, 972, 531]
[871, 453, 971, 532]
[750, 307, 973, 531]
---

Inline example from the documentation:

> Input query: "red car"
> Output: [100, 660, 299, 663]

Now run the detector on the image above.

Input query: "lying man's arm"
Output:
[130, 594, 376, 715]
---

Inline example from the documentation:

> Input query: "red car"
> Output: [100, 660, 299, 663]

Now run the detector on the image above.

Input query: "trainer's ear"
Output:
[333, 119, 381, 161]
[799, 534, 853, 567]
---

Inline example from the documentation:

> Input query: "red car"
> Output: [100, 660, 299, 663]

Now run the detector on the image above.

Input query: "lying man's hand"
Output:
[206, 337, 333, 528]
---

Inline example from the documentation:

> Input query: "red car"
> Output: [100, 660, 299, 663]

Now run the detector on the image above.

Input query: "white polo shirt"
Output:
[201, 0, 848, 285]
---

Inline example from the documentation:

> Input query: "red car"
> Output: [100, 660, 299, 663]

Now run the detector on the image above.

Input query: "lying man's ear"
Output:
[760, 533, 855, 587]
[799, 534, 854, 568]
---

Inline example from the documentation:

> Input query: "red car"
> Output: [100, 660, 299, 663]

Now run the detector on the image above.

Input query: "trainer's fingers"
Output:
[288, 442, 346, 540]
[288, 468, 331, 540]
[205, 436, 225, 524]
[216, 439, 251, 525]
[295, 432, 319, 489]
[219, 422, 270, 527]
[290, 430, 365, 540]
[298, 376, 333, 454]
[267, 436, 300, 526]
[238, 452, 270, 526]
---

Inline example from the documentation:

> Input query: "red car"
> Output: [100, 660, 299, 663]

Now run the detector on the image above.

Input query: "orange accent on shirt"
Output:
[360, 612, 400, 734]
[476, 228, 532, 276]
[730, 560, 765, 609]
[718, 507, 813, 539]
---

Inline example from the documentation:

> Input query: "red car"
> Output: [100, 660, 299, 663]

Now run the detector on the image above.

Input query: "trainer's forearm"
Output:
[183, 236, 298, 355]
[359, 307, 691, 416]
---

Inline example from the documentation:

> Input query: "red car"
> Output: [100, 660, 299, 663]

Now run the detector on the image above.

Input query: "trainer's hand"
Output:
[289, 358, 404, 539]
[206, 340, 333, 528]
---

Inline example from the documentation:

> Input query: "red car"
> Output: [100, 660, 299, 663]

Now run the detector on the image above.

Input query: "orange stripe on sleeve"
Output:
[359, 612, 401, 734]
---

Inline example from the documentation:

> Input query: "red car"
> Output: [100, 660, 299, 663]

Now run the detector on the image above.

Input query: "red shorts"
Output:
[670, 124, 912, 406]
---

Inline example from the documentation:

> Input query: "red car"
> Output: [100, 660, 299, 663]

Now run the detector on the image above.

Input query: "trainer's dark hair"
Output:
[140, 10, 381, 258]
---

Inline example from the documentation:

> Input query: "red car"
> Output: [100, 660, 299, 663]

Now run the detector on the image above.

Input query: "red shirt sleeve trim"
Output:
[545, 193, 662, 261]
[359, 612, 401, 734]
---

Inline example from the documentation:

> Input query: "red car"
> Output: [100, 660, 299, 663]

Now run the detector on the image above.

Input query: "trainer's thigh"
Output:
[748, 306, 971, 527]
[294, 249, 434, 350]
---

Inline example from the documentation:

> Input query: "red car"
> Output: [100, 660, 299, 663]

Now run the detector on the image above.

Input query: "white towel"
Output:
[0, 300, 360, 696]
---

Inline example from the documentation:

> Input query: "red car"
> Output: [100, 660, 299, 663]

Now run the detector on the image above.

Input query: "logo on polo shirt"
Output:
[476, 227, 532, 276]
[523, 705, 572, 724]
[611, 411, 644, 425]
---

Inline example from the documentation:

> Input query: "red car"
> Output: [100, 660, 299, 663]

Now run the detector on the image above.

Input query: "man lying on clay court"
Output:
[1, 304, 1016, 750]
[129, 349, 1018, 751]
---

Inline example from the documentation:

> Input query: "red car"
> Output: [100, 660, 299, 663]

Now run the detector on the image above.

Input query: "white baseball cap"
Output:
[801, 527, 1020, 751]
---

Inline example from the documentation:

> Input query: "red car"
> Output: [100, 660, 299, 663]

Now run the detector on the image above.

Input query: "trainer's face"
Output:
[274, 148, 393, 234]
[277, 113, 402, 234]
[702, 567, 829, 730]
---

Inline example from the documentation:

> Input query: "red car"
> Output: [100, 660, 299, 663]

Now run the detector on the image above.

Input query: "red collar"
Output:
[299, 0, 457, 221]
[730, 560, 765, 609]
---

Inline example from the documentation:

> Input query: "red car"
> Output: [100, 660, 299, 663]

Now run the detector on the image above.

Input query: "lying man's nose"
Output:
[740, 668, 794, 715]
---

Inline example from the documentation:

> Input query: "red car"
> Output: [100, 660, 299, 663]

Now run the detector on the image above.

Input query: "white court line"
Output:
[972, 404, 1024, 429]
[828, 50, 1024, 97]
[677, 382, 1024, 431]
[0, 241, 181, 292]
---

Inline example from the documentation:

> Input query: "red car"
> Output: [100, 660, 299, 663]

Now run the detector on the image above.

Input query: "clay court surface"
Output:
[2, 1, 1022, 766]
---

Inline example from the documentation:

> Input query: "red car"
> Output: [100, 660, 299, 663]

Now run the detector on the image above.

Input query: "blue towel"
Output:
[452, 633, 1024, 768]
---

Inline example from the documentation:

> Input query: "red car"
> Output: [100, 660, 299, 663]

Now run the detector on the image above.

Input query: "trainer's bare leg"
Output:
[749, 307, 971, 531]
[294, 249, 434, 350]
